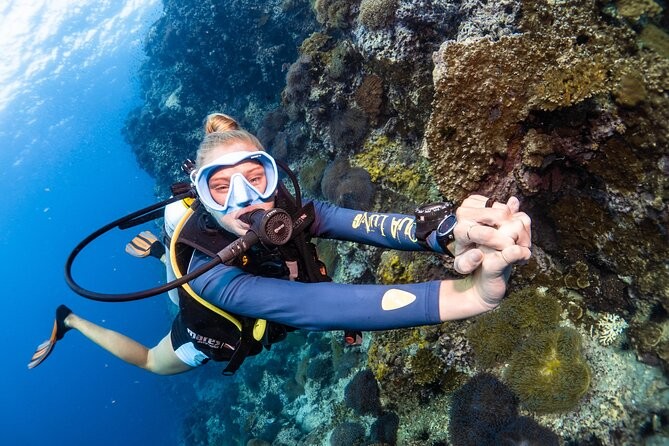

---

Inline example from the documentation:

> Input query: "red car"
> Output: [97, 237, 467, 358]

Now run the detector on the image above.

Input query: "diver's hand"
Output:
[468, 239, 532, 309]
[452, 195, 531, 274]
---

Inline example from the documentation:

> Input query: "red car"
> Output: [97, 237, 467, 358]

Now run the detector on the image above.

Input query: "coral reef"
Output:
[314, 0, 358, 30]
[358, 0, 398, 30]
[321, 158, 375, 208]
[505, 327, 591, 414]
[123, 0, 669, 443]
[352, 134, 439, 206]
[449, 373, 519, 445]
[495, 416, 560, 446]
[466, 287, 562, 368]
[595, 313, 629, 346]
[344, 368, 382, 416]
[329, 421, 366, 445]
[354, 74, 384, 123]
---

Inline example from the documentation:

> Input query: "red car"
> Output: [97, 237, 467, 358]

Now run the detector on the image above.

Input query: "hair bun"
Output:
[204, 113, 239, 134]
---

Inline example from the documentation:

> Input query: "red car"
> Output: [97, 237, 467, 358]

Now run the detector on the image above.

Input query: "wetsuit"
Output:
[187, 200, 446, 333]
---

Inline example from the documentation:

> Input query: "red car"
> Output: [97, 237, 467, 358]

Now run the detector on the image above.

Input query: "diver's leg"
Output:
[64, 313, 191, 375]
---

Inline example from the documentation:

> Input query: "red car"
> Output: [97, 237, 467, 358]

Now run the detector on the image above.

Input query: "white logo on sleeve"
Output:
[381, 289, 417, 310]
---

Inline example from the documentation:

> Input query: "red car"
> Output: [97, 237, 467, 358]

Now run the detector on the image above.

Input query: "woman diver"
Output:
[29, 113, 531, 376]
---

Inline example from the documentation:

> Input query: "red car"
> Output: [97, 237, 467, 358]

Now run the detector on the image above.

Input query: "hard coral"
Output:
[299, 32, 331, 58]
[425, 30, 614, 201]
[321, 158, 376, 208]
[314, 0, 357, 29]
[494, 416, 560, 446]
[354, 74, 384, 123]
[344, 369, 382, 416]
[329, 421, 366, 446]
[505, 327, 591, 414]
[326, 40, 358, 80]
[328, 106, 369, 150]
[615, 0, 663, 22]
[595, 312, 628, 346]
[358, 0, 398, 30]
[550, 194, 668, 300]
[352, 134, 438, 204]
[410, 348, 442, 385]
[449, 373, 519, 446]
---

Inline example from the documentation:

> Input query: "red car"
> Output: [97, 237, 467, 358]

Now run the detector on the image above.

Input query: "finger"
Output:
[453, 249, 484, 274]
[513, 212, 532, 242]
[498, 219, 531, 249]
[501, 245, 532, 265]
[511, 213, 532, 248]
[454, 222, 522, 250]
[460, 195, 489, 207]
[506, 196, 520, 213]
[456, 206, 514, 228]
[496, 213, 532, 248]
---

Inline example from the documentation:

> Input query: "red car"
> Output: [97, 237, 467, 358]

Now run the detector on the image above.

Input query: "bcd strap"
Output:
[222, 321, 257, 375]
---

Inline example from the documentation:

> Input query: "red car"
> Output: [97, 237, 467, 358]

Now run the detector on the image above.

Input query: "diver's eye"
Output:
[212, 184, 230, 193]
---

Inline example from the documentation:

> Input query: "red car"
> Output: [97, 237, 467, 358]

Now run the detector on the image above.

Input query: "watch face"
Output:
[415, 202, 453, 220]
[437, 214, 457, 237]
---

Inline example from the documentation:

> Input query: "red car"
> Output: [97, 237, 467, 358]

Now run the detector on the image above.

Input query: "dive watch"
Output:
[414, 201, 456, 256]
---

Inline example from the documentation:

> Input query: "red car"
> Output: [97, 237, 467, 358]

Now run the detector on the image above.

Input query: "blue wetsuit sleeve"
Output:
[308, 200, 445, 253]
[188, 251, 442, 331]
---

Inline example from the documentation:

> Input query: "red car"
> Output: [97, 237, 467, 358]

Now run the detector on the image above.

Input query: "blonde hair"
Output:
[196, 113, 264, 167]
[203, 113, 239, 134]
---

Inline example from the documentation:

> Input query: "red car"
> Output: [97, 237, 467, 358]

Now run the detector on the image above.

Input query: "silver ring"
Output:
[500, 250, 511, 264]
[466, 224, 475, 241]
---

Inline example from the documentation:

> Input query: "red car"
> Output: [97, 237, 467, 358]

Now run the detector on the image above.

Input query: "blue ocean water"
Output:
[0, 2, 194, 444]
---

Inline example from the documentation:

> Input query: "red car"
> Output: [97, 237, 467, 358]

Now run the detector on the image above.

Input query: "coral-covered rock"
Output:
[329, 421, 366, 446]
[494, 416, 560, 446]
[449, 373, 519, 446]
[321, 158, 375, 208]
[344, 369, 382, 416]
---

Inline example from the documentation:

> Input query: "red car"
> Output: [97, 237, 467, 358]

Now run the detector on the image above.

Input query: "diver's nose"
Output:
[228, 174, 256, 207]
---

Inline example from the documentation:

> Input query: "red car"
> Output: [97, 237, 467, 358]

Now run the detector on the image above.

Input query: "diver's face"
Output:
[208, 159, 268, 207]
[203, 142, 276, 236]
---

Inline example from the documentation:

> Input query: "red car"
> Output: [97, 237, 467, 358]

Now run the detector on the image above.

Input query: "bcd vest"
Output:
[171, 185, 330, 374]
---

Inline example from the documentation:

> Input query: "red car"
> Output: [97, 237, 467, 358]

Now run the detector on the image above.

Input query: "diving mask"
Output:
[193, 151, 279, 217]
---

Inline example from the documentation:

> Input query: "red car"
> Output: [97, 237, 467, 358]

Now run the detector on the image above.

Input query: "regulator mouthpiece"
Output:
[241, 208, 293, 246]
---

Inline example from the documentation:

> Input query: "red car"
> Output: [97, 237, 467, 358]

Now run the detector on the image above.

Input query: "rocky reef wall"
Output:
[124, 0, 669, 444]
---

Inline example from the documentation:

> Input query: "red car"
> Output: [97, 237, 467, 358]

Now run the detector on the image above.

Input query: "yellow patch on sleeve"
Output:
[381, 289, 417, 310]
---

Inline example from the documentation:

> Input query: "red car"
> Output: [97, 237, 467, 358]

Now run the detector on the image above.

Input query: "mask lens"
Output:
[194, 151, 278, 213]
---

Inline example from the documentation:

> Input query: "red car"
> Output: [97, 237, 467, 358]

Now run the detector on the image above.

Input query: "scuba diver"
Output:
[29, 113, 532, 376]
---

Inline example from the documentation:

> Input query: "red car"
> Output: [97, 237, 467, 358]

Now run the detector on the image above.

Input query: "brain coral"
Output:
[505, 327, 591, 414]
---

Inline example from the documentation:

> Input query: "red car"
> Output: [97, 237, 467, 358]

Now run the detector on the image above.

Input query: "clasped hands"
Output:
[451, 195, 532, 309]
